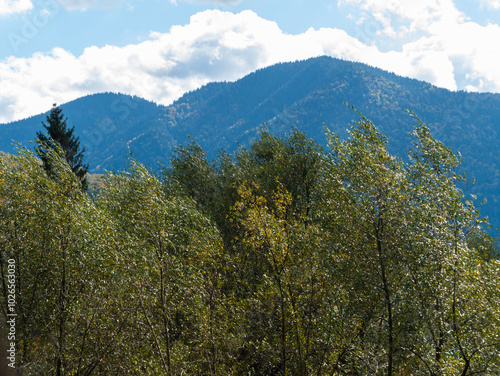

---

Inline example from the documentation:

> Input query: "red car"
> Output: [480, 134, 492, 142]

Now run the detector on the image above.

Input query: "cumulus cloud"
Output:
[0, 0, 33, 15]
[1, 8, 500, 123]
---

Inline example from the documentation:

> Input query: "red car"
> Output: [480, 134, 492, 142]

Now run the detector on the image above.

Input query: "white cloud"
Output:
[340, 0, 465, 35]
[339, 0, 500, 92]
[0, 0, 33, 15]
[478, 0, 500, 9]
[1, 8, 500, 123]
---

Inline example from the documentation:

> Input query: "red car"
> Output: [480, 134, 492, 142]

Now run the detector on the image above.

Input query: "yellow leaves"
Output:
[231, 179, 302, 280]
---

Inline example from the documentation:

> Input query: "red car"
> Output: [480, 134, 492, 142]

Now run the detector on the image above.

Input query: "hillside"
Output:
[1, 56, 499, 228]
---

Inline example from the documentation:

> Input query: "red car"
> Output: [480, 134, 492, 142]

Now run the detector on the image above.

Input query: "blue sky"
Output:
[1, 0, 500, 122]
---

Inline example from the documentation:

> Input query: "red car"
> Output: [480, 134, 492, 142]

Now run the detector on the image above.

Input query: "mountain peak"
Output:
[1, 57, 500, 227]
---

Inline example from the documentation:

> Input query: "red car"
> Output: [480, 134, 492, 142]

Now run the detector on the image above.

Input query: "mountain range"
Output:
[1, 56, 499, 230]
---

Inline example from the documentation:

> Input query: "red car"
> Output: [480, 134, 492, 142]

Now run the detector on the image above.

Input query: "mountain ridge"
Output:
[1, 56, 499, 228]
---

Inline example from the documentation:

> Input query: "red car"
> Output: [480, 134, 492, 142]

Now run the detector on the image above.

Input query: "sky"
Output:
[1, 0, 500, 123]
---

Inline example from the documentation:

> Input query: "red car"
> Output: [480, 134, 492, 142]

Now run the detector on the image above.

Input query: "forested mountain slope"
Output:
[1, 56, 499, 227]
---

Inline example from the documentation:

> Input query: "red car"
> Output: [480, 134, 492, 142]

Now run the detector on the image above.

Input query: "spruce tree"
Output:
[36, 104, 89, 190]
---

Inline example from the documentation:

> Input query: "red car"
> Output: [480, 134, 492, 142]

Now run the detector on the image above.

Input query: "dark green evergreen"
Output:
[36, 104, 89, 190]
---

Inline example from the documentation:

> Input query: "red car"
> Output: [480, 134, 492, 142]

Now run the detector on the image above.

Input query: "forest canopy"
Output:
[0, 112, 499, 375]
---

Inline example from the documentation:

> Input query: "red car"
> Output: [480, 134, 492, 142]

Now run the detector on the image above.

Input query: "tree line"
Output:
[0, 106, 499, 375]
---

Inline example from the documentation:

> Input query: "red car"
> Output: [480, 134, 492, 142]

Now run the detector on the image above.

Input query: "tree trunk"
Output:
[376, 217, 393, 376]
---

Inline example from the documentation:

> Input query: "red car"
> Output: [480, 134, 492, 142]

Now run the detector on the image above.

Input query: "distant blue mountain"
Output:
[1, 56, 499, 229]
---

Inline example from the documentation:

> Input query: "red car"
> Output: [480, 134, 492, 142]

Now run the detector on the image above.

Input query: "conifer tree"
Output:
[36, 104, 89, 190]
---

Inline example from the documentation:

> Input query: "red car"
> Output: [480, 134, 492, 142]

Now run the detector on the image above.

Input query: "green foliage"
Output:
[1, 111, 499, 375]
[0, 145, 115, 374]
